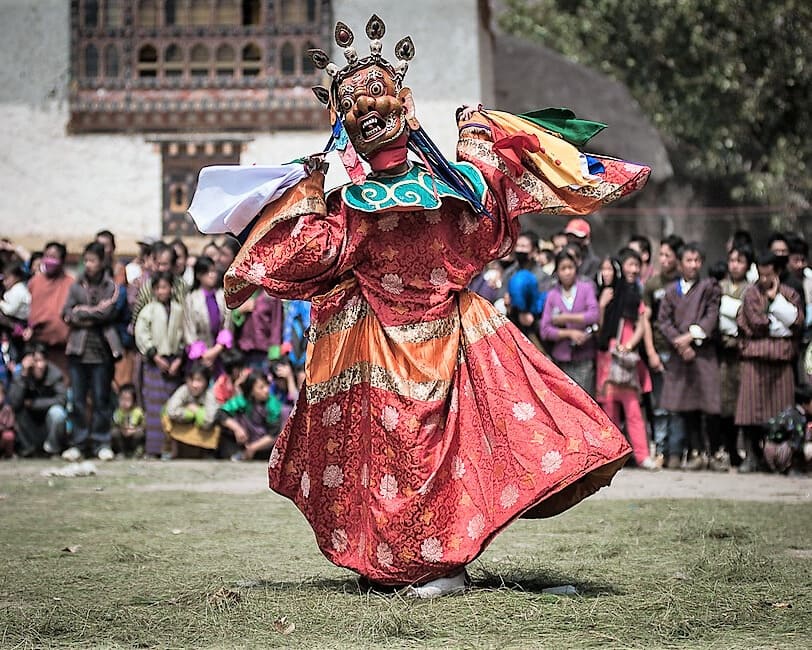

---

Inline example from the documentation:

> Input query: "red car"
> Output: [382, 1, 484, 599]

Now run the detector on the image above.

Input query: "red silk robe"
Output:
[224, 115, 649, 585]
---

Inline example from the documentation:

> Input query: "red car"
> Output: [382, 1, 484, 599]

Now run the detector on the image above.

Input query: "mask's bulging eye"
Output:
[339, 96, 354, 112]
[368, 81, 385, 97]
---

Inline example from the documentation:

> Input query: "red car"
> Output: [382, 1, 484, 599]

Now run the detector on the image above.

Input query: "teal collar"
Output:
[330, 162, 487, 213]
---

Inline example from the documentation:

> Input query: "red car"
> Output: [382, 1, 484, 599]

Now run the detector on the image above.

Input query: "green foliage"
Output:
[500, 0, 811, 208]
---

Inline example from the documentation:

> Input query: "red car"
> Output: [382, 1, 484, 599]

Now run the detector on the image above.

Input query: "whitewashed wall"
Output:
[0, 0, 488, 253]
[0, 1, 158, 251]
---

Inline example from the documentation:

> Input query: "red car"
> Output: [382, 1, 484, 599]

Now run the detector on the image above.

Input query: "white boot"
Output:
[403, 569, 468, 599]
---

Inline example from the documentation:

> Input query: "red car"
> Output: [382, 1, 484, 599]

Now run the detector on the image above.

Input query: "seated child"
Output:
[7, 343, 68, 456]
[764, 384, 812, 474]
[212, 347, 247, 404]
[162, 362, 220, 458]
[0, 382, 16, 459]
[111, 384, 145, 458]
[218, 370, 281, 461]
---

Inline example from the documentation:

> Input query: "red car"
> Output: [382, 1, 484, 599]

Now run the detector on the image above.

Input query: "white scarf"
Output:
[188, 164, 307, 236]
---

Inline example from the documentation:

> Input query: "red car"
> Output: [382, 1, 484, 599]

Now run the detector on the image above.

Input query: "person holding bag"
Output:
[539, 249, 599, 394]
[596, 249, 657, 470]
[713, 244, 753, 469]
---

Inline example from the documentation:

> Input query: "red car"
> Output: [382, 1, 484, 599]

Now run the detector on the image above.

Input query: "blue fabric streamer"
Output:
[586, 155, 605, 176]
[407, 127, 493, 220]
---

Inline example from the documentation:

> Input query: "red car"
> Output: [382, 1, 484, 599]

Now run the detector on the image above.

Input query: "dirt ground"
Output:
[1, 458, 810, 503]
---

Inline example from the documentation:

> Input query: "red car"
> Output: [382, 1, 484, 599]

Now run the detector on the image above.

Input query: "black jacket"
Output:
[8, 363, 67, 418]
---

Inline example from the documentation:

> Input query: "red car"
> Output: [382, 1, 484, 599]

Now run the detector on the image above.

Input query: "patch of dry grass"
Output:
[0, 461, 810, 648]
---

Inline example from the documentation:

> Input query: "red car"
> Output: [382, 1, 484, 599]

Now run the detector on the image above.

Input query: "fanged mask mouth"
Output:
[359, 113, 387, 141]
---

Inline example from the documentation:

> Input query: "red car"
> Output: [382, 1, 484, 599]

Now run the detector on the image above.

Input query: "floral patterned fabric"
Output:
[224, 118, 648, 585]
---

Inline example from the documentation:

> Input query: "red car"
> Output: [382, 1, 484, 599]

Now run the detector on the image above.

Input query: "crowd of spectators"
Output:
[0, 219, 810, 474]
[470, 220, 812, 474]
[0, 233, 301, 462]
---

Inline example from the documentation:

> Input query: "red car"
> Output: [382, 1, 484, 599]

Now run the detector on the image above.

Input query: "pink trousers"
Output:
[601, 392, 649, 465]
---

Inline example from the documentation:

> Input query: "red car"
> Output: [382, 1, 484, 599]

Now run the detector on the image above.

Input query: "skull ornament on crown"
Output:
[308, 14, 417, 161]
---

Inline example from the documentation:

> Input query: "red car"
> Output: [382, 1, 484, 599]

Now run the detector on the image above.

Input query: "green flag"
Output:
[518, 108, 606, 147]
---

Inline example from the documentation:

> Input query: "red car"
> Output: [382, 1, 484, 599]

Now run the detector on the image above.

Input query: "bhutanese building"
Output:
[0, 0, 669, 255]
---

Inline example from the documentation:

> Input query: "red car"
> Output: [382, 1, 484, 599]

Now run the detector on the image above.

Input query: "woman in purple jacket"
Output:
[233, 289, 284, 372]
[540, 250, 600, 395]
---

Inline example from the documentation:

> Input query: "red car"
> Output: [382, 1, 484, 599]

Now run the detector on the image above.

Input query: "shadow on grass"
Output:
[233, 575, 360, 593]
[470, 566, 623, 596]
[232, 570, 622, 598]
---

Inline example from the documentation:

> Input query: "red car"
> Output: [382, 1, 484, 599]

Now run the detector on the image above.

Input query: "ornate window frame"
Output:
[69, 0, 332, 133]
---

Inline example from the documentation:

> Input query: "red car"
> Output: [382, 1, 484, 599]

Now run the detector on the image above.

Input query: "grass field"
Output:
[0, 460, 810, 649]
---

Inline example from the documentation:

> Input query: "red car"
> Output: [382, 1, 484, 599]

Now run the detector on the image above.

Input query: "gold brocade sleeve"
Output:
[457, 109, 650, 217]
